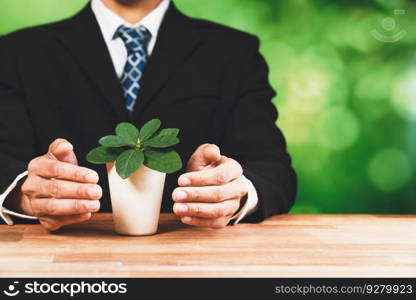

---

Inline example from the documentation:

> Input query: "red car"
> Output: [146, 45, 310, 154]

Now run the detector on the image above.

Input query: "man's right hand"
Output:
[17, 139, 102, 231]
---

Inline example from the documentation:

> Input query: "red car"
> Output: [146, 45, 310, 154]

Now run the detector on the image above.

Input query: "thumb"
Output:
[47, 138, 78, 165]
[202, 144, 221, 164]
[187, 144, 221, 171]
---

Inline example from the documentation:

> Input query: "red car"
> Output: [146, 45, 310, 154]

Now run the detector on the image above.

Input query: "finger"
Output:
[172, 179, 246, 203]
[173, 199, 240, 219]
[180, 216, 230, 229]
[39, 213, 92, 231]
[202, 144, 221, 164]
[28, 157, 99, 183]
[31, 198, 100, 216]
[179, 158, 243, 186]
[186, 144, 221, 172]
[32, 176, 102, 199]
[47, 138, 78, 165]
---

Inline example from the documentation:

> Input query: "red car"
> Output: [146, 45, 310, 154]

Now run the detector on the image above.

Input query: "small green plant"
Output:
[86, 119, 182, 179]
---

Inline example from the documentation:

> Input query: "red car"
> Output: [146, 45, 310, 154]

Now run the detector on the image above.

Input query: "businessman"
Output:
[0, 0, 297, 231]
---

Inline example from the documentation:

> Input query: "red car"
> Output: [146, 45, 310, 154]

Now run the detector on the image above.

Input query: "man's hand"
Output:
[172, 144, 248, 229]
[16, 139, 102, 231]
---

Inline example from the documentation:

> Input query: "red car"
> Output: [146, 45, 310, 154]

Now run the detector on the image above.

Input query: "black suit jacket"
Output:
[0, 2, 297, 222]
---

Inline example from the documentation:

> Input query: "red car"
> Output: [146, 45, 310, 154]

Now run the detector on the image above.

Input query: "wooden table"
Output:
[1, 214, 415, 277]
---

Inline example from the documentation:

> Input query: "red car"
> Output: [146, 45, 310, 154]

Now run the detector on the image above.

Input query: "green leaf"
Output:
[144, 150, 182, 174]
[115, 122, 139, 146]
[142, 135, 179, 148]
[86, 146, 123, 164]
[158, 128, 179, 138]
[143, 127, 180, 147]
[139, 119, 161, 141]
[115, 149, 144, 179]
[99, 135, 131, 147]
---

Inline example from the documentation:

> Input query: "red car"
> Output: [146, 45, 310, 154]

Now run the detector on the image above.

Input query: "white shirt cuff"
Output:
[0, 171, 38, 225]
[230, 175, 259, 225]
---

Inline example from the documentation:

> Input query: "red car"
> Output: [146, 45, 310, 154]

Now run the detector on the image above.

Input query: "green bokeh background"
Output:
[1, 0, 415, 213]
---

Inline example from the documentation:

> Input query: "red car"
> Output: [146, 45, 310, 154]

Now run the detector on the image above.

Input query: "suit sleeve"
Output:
[221, 36, 297, 223]
[0, 35, 37, 205]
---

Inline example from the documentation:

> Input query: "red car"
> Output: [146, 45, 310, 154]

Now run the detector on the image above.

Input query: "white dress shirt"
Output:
[91, 0, 168, 76]
[0, 0, 259, 225]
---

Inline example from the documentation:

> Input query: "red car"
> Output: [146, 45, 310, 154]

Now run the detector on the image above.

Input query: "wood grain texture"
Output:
[1, 214, 415, 277]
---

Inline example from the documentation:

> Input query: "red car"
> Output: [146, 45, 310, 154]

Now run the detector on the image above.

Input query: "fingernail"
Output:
[58, 141, 72, 152]
[182, 216, 192, 223]
[86, 201, 100, 211]
[178, 177, 191, 186]
[174, 203, 188, 213]
[207, 146, 220, 160]
[88, 186, 102, 198]
[174, 189, 187, 201]
[85, 172, 98, 183]
[83, 212, 92, 219]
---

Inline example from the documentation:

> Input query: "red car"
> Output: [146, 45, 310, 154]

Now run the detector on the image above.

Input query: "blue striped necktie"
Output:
[116, 25, 151, 116]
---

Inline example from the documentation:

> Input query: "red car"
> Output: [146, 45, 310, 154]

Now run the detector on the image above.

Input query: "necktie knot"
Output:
[117, 25, 151, 54]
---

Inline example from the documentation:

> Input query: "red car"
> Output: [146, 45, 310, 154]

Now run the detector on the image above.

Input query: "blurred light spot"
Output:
[293, 146, 330, 174]
[283, 45, 346, 115]
[368, 148, 413, 191]
[302, 44, 344, 73]
[286, 67, 331, 113]
[341, 10, 382, 53]
[279, 105, 314, 144]
[315, 107, 360, 150]
[354, 66, 393, 120]
[392, 71, 416, 121]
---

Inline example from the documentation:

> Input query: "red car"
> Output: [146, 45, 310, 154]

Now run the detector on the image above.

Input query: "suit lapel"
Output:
[54, 4, 128, 121]
[132, 3, 203, 119]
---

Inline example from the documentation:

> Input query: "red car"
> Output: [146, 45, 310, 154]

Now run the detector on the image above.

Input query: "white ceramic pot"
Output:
[106, 163, 166, 236]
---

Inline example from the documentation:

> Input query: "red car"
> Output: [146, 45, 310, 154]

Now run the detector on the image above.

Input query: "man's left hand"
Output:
[172, 144, 248, 228]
